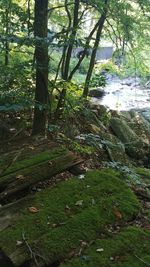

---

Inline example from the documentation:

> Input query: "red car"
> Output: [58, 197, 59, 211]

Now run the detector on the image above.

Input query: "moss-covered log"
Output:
[0, 141, 58, 176]
[0, 147, 83, 203]
[0, 169, 141, 267]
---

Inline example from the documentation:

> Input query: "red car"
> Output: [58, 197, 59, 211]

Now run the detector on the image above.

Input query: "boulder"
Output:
[87, 124, 101, 134]
[128, 112, 150, 144]
[110, 118, 138, 143]
[125, 141, 149, 160]
[140, 109, 150, 122]
[120, 111, 132, 121]
[110, 117, 149, 159]
[103, 140, 127, 163]
[89, 88, 105, 98]
[97, 104, 108, 116]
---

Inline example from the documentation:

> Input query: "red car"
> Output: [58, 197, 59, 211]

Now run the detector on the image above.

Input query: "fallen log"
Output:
[0, 140, 57, 176]
[0, 147, 83, 204]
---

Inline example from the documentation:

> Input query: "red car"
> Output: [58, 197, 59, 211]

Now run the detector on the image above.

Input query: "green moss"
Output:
[68, 141, 96, 156]
[61, 227, 150, 267]
[0, 169, 140, 265]
[0, 147, 68, 186]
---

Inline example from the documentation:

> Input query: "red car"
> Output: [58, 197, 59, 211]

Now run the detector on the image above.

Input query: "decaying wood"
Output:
[0, 140, 56, 173]
[0, 149, 83, 203]
[0, 196, 34, 231]
[0, 143, 84, 266]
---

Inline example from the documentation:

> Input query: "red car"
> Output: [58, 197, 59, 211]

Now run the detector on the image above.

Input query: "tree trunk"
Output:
[5, 8, 10, 66]
[62, 0, 80, 80]
[61, 0, 72, 79]
[27, 0, 31, 36]
[68, 18, 100, 81]
[32, 0, 49, 135]
[83, 0, 108, 97]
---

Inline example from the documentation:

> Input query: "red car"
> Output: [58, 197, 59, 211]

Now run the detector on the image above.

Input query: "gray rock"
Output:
[128, 110, 150, 144]
[120, 111, 132, 121]
[125, 141, 148, 160]
[104, 141, 128, 163]
[89, 89, 105, 98]
[141, 109, 150, 122]
[110, 117, 149, 159]
[110, 118, 138, 143]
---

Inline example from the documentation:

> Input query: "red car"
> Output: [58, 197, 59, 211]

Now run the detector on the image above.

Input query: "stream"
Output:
[91, 75, 150, 121]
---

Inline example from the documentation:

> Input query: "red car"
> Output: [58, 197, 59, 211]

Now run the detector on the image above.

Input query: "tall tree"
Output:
[32, 0, 49, 135]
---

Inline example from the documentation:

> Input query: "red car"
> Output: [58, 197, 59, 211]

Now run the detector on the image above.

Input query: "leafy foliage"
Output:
[90, 73, 106, 87]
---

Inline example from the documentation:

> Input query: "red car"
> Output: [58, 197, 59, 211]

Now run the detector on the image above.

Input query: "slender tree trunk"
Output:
[32, 0, 49, 135]
[55, 0, 79, 120]
[68, 18, 101, 81]
[83, 0, 108, 97]
[61, 45, 68, 78]
[5, 8, 9, 66]
[61, 0, 71, 78]
[62, 0, 80, 80]
[5, 40, 9, 66]
[27, 0, 31, 36]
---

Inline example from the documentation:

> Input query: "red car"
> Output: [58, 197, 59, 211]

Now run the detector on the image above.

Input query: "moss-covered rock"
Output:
[110, 117, 149, 159]
[87, 124, 101, 134]
[110, 118, 138, 144]
[129, 112, 150, 144]
[0, 169, 140, 266]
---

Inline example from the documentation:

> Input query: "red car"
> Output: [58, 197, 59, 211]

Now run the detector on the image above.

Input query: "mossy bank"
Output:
[1, 169, 149, 267]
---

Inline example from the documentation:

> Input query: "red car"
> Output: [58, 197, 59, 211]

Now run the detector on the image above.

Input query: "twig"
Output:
[0, 148, 24, 176]
[135, 255, 150, 266]
[48, 2, 73, 13]
[8, 127, 25, 142]
[22, 232, 40, 267]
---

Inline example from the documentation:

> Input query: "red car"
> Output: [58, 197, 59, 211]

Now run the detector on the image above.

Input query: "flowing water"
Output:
[91, 75, 150, 111]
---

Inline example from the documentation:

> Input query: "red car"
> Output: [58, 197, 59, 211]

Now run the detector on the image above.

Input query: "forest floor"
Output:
[0, 103, 150, 267]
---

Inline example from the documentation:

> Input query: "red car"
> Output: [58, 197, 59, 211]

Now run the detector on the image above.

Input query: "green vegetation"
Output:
[0, 0, 150, 134]
[94, 60, 121, 76]
[61, 227, 150, 267]
[0, 1, 150, 266]
[0, 169, 140, 264]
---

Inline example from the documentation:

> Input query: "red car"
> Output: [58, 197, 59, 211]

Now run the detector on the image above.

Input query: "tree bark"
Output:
[27, 0, 31, 36]
[83, 0, 108, 97]
[68, 18, 101, 81]
[62, 0, 80, 80]
[32, 0, 49, 135]
[5, 7, 10, 66]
